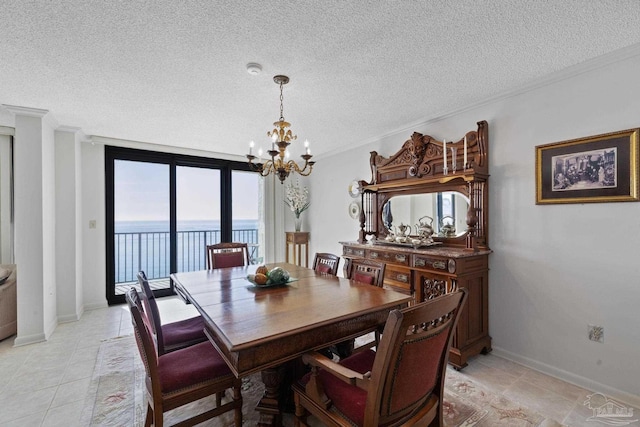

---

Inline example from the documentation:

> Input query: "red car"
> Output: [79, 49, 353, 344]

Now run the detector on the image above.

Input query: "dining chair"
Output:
[333, 258, 387, 357]
[312, 252, 340, 275]
[345, 258, 386, 287]
[125, 288, 243, 427]
[137, 271, 207, 355]
[293, 289, 467, 427]
[206, 242, 250, 269]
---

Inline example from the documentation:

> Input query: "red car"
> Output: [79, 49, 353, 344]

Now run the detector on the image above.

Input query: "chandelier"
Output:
[246, 75, 314, 183]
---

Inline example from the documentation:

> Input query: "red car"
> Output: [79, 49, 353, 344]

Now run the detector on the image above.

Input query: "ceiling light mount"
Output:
[246, 62, 262, 75]
[246, 74, 314, 183]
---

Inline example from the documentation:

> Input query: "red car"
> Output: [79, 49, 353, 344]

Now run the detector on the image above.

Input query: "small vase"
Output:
[295, 216, 302, 232]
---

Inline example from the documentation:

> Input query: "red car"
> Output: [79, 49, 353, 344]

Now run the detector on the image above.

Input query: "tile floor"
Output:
[0, 297, 637, 426]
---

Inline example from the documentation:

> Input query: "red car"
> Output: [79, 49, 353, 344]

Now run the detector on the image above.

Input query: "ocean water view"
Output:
[114, 219, 259, 283]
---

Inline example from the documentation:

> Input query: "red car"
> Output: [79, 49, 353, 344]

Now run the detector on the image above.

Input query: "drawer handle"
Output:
[395, 254, 407, 262]
[415, 258, 426, 267]
[370, 252, 378, 258]
[397, 274, 408, 283]
[432, 261, 446, 270]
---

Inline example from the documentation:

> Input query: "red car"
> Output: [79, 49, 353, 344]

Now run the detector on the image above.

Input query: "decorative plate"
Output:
[348, 180, 361, 198]
[349, 201, 361, 219]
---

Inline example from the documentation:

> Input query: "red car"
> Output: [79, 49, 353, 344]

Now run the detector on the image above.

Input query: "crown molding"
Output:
[2, 104, 59, 129]
[0, 126, 15, 136]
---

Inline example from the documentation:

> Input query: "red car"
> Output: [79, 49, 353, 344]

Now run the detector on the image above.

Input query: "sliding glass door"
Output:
[176, 166, 221, 272]
[105, 146, 261, 305]
[113, 160, 171, 295]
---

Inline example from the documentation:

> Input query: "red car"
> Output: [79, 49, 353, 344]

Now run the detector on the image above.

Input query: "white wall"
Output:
[12, 108, 58, 345]
[55, 128, 83, 321]
[309, 53, 640, 404]
[81, 143, 107, 310]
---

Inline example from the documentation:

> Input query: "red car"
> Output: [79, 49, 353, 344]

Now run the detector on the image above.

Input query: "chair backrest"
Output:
[136, 271, 167, 354]
[312, 252, 340, 275]
[346, 258, 385, 287]
[206, 242, 250, 269]
[365, 289, 467, 426]
[125, 288, 161, 393]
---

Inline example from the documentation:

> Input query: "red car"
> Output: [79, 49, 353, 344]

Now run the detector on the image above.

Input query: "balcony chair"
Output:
[312, 253, 340, 275]
[137, 271, 207, 355]
[125, 288, 243, 427]
[293, 289, 467, 427]
[206, 242, 249, 269]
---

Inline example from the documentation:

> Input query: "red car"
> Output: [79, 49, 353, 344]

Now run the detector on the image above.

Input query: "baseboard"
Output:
[84, 301, 108, 311]
[58, 313, 81, 323]
[13, 331, 46, 347]
[492, 346, 640, 408]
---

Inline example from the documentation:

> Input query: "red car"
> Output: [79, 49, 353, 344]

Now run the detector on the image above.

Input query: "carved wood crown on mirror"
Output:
[357, 120, 489, 252]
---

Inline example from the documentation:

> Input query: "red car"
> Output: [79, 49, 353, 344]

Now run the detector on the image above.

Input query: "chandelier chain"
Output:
[279, 82, 284, 121]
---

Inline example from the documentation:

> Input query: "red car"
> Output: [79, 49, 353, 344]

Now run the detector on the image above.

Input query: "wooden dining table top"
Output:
[171, 262, 413, 377]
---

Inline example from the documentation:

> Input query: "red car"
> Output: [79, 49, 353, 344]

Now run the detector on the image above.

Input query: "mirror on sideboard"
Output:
[381, 192, 469, 238]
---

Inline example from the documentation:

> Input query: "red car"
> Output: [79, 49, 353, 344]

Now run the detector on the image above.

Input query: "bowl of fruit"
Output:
[247, 266, 291, 287]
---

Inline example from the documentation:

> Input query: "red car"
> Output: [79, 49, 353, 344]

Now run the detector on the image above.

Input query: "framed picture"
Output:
[535, 128, 639, 204]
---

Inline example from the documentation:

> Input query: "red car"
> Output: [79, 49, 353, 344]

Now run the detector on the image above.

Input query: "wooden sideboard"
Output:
[340, 241, 490, 369]
[343, 120, 492, 369]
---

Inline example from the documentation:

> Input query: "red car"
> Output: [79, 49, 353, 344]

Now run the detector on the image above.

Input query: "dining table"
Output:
[171, 262, 413, 427]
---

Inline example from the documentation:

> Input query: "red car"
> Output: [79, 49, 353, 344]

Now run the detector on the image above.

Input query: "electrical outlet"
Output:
[588, 325, 604, 343]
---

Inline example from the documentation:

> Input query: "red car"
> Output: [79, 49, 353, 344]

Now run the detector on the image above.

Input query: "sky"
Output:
[114, 160, 260, 222]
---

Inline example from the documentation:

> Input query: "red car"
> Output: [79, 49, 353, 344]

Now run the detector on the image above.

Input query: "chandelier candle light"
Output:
[246, 75, 315, 183]
[285, 180, 310, 232]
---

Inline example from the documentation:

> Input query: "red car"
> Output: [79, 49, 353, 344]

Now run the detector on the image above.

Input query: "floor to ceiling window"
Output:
[105, 146, 262, 305]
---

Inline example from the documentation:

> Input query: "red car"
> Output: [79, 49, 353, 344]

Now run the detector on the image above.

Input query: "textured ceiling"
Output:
[2, 1, 640, 159]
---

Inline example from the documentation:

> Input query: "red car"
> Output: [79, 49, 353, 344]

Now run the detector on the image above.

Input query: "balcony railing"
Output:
[114, 228, 258, 283]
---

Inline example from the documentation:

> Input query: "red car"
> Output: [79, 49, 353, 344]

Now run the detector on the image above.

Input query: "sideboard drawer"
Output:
[412, 255, 455, 273]
[343, 246, 365, 257]
[384, 265, 412, 294]
[366, 249, 410, 266]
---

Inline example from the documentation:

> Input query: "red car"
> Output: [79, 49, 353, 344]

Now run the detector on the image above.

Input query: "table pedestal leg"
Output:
[256, 366, 285, 427]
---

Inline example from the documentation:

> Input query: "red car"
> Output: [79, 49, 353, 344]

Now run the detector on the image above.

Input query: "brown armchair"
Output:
[206, 242, 249, 269]
[293, 289, 467, 427]
[312, 252, 340, 275]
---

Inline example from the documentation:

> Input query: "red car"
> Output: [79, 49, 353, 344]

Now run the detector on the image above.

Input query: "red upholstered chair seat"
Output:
[212, 251, 245, 269]
[299, 350, 375, 427]
[158, 340, 233, 393]
[162, 315, 207, 350]
[316, 263, 332, 274]
[353, 271, 374, 285]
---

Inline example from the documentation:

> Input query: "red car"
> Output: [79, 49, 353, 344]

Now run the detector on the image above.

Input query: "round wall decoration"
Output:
[348, 201, 361, 219]
[348, 180, 361, 198]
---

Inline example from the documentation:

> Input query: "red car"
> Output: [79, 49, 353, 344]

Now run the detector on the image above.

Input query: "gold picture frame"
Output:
[535, 128, 639, 204]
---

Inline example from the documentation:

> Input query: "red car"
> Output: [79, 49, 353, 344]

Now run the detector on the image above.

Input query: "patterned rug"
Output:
[88, 336, 564, 426]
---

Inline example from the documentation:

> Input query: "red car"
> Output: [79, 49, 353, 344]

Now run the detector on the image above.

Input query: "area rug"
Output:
[88, 336, 564, 426]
